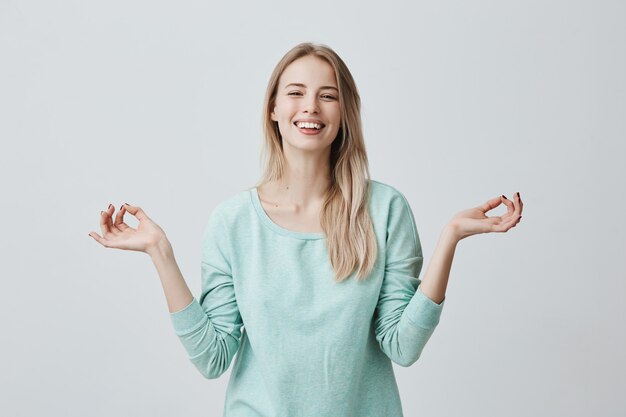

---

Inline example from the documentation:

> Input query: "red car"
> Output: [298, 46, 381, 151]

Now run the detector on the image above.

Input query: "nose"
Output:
[302, 94, 320, 113]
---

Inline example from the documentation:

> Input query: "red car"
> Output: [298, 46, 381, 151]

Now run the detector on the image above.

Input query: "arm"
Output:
[148, 239, 195, 313]
[374, 192, 445, 367]
[89, 203, 242, 379]
[420, 192, 524, 304]
[373, 191, 523, 368]
[152, 240, 241, 380]
[168, 208, 244, 380]
[418, 226, 458, 305]
[90, 203, 195, 313]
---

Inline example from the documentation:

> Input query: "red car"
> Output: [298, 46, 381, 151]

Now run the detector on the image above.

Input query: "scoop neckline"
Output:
[250, 187, 327, 240]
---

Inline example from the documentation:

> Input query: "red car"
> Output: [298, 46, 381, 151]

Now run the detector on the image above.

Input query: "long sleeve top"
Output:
[169, 179, 446, 417]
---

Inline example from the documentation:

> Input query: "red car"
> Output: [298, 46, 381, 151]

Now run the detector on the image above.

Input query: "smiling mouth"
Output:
[293, 121, 325, 130]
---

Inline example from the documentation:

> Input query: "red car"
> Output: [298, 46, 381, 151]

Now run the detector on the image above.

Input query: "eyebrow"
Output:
[284, 83, 338, 91]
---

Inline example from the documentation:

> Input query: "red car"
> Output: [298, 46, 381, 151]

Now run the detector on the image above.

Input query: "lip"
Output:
[293, 119, 326, 127]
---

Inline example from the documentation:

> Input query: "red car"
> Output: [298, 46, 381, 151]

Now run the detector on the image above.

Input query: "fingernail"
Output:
[502, 195, 508, 200]
[124, 202, 130, 206]
[517, 192, 521, 198]
[100, 211, 104, 215]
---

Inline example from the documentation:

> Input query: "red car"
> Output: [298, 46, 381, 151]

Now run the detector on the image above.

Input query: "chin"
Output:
[283, 138, 334, 152]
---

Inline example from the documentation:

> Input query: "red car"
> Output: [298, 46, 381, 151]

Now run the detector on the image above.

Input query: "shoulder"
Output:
[367, 179, 413, 214]
[368, 179, 406, 197]
[368, 180, 421, 251]
[204, 186, 254, 228]
[213, 187, 251, 213]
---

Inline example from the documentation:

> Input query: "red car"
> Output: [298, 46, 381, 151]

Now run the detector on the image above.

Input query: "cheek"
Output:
[333, 108, 341, 125]
[275, 98, 297, 115]
[329, 104, 341, 123]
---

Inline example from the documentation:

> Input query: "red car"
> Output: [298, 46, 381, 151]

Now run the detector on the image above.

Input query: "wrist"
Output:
[442, 222, 462, 245]
[147, 237, 173, 261]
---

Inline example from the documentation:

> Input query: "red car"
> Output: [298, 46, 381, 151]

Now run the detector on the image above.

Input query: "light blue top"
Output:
[170, 179, 446, 417]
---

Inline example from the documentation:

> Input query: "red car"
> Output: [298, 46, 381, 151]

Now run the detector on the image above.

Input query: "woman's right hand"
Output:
[88, 203, 168, 256]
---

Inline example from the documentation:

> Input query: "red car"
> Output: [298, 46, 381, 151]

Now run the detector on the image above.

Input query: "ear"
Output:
[270, 105, 277, 122]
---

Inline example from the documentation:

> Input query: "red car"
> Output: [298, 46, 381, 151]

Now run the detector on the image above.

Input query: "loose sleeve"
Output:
[169, 207, 243, 379]
[374, 191, 445, 367]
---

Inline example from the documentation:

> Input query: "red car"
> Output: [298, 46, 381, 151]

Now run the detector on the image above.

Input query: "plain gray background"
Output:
[1, 0, 624, 416]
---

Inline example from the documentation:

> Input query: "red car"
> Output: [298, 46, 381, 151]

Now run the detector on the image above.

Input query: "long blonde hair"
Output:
[255, 42, 377, 282]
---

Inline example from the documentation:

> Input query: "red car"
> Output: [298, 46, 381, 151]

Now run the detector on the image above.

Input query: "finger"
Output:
[495, 192, 522, 224]
[480, 196, 504, 214]
[105, 204, 123, 234]
[515, 192, 524, 214]
[500, 195, 515, 217]
[88, 231, 114, 248]
[113, 204, 131, 231]
[122, 203, 151, 222]
[99, 209, 113, 236]
[505, 192, 523, 223]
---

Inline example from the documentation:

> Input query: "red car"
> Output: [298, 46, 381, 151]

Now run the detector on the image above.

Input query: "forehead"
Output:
[279, 55, 337, 88]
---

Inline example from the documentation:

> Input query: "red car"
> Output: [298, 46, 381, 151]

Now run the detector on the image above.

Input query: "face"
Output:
[271, 55, 341, 154]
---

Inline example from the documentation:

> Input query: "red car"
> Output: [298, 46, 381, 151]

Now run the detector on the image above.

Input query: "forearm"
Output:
[419, 225, 459, 304]
[148, 239, 194, 313]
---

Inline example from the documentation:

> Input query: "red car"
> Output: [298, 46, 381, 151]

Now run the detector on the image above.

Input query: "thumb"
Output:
[122, 203, 151, 221]
[479, 196, 504, 214]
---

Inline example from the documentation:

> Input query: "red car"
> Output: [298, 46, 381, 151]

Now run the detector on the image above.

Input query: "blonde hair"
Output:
[255, 42, 378, 282]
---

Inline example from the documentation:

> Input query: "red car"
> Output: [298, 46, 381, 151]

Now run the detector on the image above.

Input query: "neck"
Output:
[278, 157, 331, 208]
[262, 148, 332, 209]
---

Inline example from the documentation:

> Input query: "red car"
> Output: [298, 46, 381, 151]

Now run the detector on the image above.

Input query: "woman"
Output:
[89, 42, 523, 416]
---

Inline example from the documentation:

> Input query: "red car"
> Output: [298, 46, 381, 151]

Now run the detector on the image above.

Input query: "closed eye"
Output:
[287, 92, 337, 100]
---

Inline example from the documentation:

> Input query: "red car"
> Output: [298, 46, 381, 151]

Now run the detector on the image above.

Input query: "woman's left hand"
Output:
[447, 192, 523, 242]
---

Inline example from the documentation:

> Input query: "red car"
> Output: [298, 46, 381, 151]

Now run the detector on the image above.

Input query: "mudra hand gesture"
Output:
[448, 192, 523, 241]
[88, 203, 169, 256]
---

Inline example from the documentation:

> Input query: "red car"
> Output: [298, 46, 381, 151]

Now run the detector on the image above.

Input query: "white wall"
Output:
[1, 0, 624, 416]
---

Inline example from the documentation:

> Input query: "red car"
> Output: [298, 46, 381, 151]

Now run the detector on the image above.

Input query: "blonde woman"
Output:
[89, 42, 523, 416]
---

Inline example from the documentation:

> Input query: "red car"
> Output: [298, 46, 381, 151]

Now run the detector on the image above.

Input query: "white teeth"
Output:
[296, 121, 323, 129]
